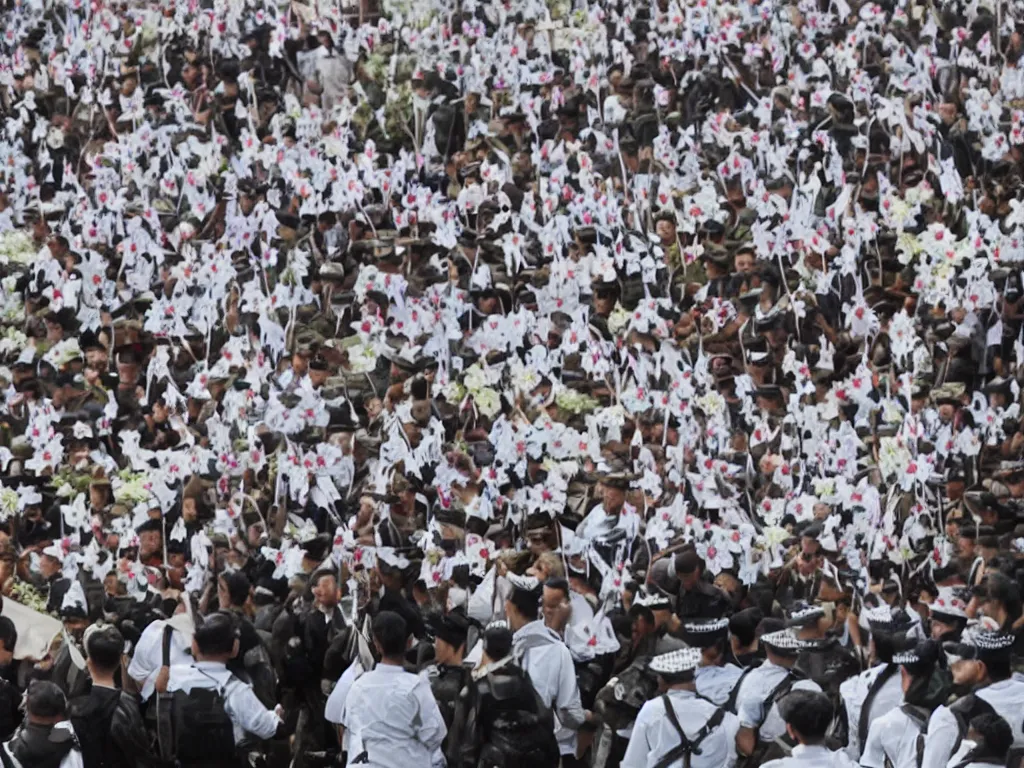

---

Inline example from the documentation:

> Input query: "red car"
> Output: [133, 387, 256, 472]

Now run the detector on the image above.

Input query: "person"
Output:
[164, 611, 281, 766]
[126, 602, 193, 704]
[0, 618, 20, 742]
[682, 618, 745, 707]
[505, 585, 589, 766]
[422, 611, 472, 739]
[921, 628, 1024, 767]
[340, 611, 446, 767]
[949, 713, 1017, 768]
[447, 625, 559, 768]
[1, 680, 83, 768]
[673, 551, 733, 621]
[838, 608, 907, 761]
[620, 647, 740, 768]
[859, 639, 951, 768]
[760, 690, 854, 767]
[68, 625, 153, 768]
[733, 625, 823, 762]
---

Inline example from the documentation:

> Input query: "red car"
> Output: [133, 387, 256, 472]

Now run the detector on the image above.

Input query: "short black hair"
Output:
[194, 612, 240, 657]
[970, 713, 1014, 756]
[372, 611, 408, 658]
[674, 550, 704, 576]
[310, 569, 338, 590]
[85, 626, 124, 672]
[482, 626, 514, 661]
[778, 690, 833, 742]
[507, 586, 541, 620]
[729, 607, 763, 647]
[219, 571, 251, 608]
[543, 578, 570, 602]
[0, 616, 17, 653]
[985, 572, 1022, 621]
[26, 681, 66, 719]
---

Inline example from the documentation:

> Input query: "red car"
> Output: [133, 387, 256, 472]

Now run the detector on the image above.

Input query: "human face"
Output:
[602, 485, 626, 513]
[139, 530, 162, 558]
[679, 569, 700, 592]
[734, 251, 755, 274]
[931, 618, 956, 640]
[542, 586, 571, 632]
[313, 574, 339, 609]
[434, 637, 460, 665]
[39, 554, 61, 580]
[950, 658, 983, 687]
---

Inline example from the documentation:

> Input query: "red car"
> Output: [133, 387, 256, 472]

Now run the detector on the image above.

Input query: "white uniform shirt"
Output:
[340, 663, 446, 768]
[922, 677, 1024, 767]
[695, 664, 745, 706]
[166, 661, 280, 744]
[734, 660, 822, 742]
[860, 706, 924, 768]
[839, 663, 903, 760]
[762, 744, 856, 767]
[621, 688, 740, 768]
[126, 619, 193, 701]
[513, 620, 587, 756]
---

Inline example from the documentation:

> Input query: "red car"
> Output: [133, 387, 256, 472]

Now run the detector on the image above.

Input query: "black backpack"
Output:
[69, 692, 124, 768]
[170, 685, 237, 766]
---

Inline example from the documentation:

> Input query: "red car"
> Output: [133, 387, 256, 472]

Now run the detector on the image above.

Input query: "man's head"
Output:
[372, 610, 409, 661]
[217, 571, 251, 610]
[0, 616, 17, 666]
[504, 585, 541, 630]
[25, 681, 67, 726]
[311, 570, 340, 610]
[39, 553, 61, 580]
[673, 550, 705, 592]
[84, 625, 124, 679]
[778, 690, 833, 745]
[430, 612, 470, 665]
[192, 611, 240, 662]
[944, 629, 1015, 687]
[542, 578, 572, 633]
[967, 714, 1014, 759]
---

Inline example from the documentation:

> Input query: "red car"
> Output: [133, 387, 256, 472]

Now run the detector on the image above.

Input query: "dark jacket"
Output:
[1, 721, 79, 768]
[69, 686, 156, 768]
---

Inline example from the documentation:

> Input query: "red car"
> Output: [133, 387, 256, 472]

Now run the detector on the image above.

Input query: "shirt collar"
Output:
[374, 663, 407, 674]
[790, 745, 833, 759]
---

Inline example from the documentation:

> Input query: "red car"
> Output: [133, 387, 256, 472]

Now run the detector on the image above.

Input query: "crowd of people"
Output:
[0, 0, 1023, 764]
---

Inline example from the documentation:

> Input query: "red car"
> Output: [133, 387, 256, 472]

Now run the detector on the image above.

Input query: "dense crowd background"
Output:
[0, 0, 1023, 765]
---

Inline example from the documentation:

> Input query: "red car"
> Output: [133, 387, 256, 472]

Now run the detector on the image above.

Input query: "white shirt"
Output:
[922, 677, 1024, 767]
[340, 663, 446, 768]
[762, 743, 855, 767]
[2, 722, 83, 768]
[860, 706, 923, 768]
[621, 688, 740, 768]
[325, 659, 367, 755]
[167, 661, 280, 744]
[735, 660, 822, 742]
[513, 620, 587, 756]
[839, 663, 903, 760]
[695, 664, 745, 706]
[127, 619, 192, 701]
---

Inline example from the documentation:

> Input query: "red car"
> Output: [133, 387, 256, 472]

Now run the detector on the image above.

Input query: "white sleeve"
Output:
[859, 715, 887, 768]
[127, 624, 159, 683]
[411, 679, 447, 752]
[921, 706, 960, 768]
[619, 704, 651, 768]
[554, 646, 586, 730]
[736, 680, 763, 729]
[58, 750, 84, 768]
[325, 660, 363, 725]
[225, 681, 281, 740]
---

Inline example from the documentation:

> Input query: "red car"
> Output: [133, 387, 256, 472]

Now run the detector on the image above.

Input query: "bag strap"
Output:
[754, 671, 795, 733]
[725, 665, 756, 713]
[653, 694, 727, 768]
[858, 663, 900, 749]
[161, 625, 174, 668]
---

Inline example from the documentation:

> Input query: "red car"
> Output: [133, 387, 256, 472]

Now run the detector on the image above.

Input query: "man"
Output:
[0, 619, 19, 742]
[165, 612, 281, 765]
[506, 585, 588, 766]
[673, 551, 732, 621]
[734, 625, 822, 762]
[921, 628, 1024, 766]
[68, 625, 152, 768]
[126, 600, 193, 703]
[838, 607, 906, 761]
[341, 611, 446, 767]
[760, 690, 854, 767]
[423, 612, 472, 739]
[38, 543, 71, 616]
[682, 619, 745, 706]
[949, 714, 1016, 768]
[860, 640, 950, 768]
[1, 681, 83, 768]
[621, 647, 740, 768]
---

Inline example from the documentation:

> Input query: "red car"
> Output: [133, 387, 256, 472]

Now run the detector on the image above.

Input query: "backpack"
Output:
[169, 685, 237, 766]
[479, 664, 560, 768]
[656, 694, 727, 768]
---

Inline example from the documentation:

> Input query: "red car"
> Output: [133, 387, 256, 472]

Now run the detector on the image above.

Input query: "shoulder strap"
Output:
[725, 665, 756, 713]
[858, 664, 900, 749]
[754, 670, 795, 732]
[161, 625, 174, 668]
[652, 694, 727, 768]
